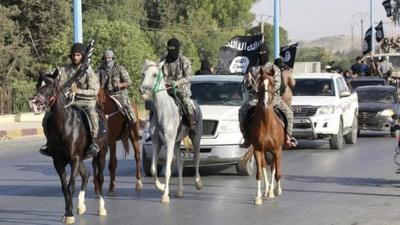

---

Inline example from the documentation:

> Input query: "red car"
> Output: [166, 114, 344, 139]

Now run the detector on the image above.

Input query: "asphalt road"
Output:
[1, 133, 400, 225]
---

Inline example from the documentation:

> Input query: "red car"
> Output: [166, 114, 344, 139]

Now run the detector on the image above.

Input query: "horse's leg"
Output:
[161, 139, 174, 203]
[53, 162, 75, 223]
[174, 142, 184, 197]
[129, 127, 143, 190]
[274, 148, 283, 196]
[77, 162, 89, 215]
[191, 133, 202, 190]
[108, 141, 117, 196]
[253, 149, 263, 205]
[262, 152, 270, 197]
[62, 157, 79, 224]
[92, 156, 99, 195]
[267, 153, 276, 199]
[95, 148, 107, 216]
[152, 138, 165, 191]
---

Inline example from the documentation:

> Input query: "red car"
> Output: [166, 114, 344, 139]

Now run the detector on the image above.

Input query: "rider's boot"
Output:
[39, 143, 51, 157]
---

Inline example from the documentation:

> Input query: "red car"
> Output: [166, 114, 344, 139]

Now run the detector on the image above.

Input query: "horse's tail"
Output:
[122, 136, 129, 158]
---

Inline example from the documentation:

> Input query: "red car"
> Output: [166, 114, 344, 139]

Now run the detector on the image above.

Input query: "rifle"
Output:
[61, 39, 95, 91]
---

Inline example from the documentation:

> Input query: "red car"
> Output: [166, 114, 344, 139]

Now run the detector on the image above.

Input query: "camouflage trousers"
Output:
[238, 97, 293, 135]
[113, 94, 137, 123]
[176, 90, 194, 120]
[73, 100, 99, 138]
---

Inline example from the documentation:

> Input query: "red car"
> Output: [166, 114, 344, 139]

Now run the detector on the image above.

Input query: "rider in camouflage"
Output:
[98, 49, 137, 124]
[40, 43, 100, 157]
[238, 43, 296, 148]
[160, 38, 195, 128]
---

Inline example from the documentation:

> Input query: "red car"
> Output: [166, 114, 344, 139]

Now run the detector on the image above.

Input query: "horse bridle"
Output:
[141, 63, 166, 95]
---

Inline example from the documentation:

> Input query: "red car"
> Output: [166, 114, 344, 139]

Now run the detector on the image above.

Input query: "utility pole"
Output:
[370, 0, 374, 54]
[347, 21, 357, 57]
[73, 0, 83, 43]
[274, 0, 280, 59]
[353, 12, 368, 51]
[256, 14, 272, 43]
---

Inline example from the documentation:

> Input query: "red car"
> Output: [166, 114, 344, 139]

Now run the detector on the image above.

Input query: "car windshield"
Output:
[357, 90, 396, 103]
[293, 79, 335, 96]
[350, 80, 386, 89]
[191, 81, 243, 106]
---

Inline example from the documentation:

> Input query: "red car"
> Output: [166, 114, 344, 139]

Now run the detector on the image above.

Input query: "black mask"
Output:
[258, 43, 269, 66]
[166, 38, 180, 63]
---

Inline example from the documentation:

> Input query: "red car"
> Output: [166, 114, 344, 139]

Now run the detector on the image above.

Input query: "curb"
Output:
[0, 127, 44, 139]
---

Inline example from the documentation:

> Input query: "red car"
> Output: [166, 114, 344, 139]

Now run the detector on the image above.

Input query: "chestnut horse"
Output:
[97, 88, 142, 195]
[248, 67, 285, 205]
[281, 68, 295, 108]
[29, 70, 107, 223]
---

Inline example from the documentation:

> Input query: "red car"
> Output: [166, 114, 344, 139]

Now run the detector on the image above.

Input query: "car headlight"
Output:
[317, 105, 335, 115]
[219, 120, 240, 133]
[379, 109, 394, 117]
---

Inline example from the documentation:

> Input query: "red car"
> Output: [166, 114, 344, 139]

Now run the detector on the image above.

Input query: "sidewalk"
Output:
[0, 113, 44, 139]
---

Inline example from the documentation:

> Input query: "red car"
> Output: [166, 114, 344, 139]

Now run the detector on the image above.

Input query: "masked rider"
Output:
[160, 38, 195, 128]
[98, 49, 137, 125]
[238, 43, 296, 148]
[39, 43, 100, 157]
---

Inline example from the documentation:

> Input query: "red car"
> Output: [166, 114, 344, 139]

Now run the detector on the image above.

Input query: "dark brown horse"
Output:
[29, 70, 108, 223]
[248, 67, 285, 205]
[97, 88, 142, 195]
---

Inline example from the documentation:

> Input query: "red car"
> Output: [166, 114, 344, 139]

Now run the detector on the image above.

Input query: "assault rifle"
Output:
[61, 39, 95, 91]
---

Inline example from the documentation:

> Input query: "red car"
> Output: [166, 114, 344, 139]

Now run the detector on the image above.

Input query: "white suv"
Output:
[291, 73, 359, 149]
[141, 75, 254, 175]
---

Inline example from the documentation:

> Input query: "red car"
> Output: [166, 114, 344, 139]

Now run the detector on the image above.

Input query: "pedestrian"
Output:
[195, 58, 213, 75]
[97, 49, 137, 125]
[379, 56, 394, 82]
[39, 42, 100, 157]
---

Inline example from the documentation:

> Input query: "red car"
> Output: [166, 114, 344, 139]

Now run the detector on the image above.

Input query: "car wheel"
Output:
[236, 154, 256, 176]
[142, 147, 162, 177]
[344, 115, 358, 144]
[329, 119, 343, 149]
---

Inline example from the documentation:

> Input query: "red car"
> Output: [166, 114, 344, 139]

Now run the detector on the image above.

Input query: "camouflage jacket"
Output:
[57, 63, 99, 102]
[244, 63, 281, 102]
[160, 54, 192, 92]
[98, 63, 131, 96]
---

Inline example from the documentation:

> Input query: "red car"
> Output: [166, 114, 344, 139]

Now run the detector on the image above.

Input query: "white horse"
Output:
[139, 59, 203, 203]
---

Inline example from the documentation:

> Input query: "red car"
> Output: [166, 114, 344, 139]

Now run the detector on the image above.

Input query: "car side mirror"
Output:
[340, 90, 351, 98]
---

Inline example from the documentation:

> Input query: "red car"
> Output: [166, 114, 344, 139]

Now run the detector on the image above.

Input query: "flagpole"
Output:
[370, 0, 374, 54]
[274, 0, 280, 59]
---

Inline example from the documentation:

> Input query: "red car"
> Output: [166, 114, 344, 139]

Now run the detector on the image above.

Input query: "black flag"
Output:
[363, 27, 372, 55]
[215, 34, 263, 75]
[375, 21, 384, 42]
[279, 43, 298, 69]
[382, 0, 392, 17]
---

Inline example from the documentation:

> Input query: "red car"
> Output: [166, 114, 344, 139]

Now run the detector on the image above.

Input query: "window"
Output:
[191, 81, 243, 106]
[293, 79, 335, 96]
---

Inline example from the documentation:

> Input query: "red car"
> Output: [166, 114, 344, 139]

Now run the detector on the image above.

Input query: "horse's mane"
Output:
[141, 59, 158, 74]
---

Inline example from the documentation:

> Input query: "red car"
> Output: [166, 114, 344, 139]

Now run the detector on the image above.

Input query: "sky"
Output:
[251, 0, 399, 41]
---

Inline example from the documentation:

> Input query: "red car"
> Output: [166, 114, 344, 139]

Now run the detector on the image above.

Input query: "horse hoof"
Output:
[108, 190, 115, 196]
[175, 191, 184, 197]
[274, 188, 282, 196]
[267, 192, 275, 199]
[77, 204, 86, 215]
[62, 216, 75, 224]
[98, 208, 107, 216]
[254, 197, 262, 205]
[263, 192, 268, 197]
[195, 180, 203, 190]
[136, 180, 143, 190]
[161, 195, 170, 203]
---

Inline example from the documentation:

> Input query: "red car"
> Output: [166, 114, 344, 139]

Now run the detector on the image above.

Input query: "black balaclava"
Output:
[166, 38, 180, 63]
[258, 43, 269, 66]
[201, 59, 211, 70]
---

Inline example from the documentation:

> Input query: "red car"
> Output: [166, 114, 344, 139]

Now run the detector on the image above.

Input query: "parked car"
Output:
[355, 85, 400, 136]
[349, 77, 386, 91]
[291, 73, 359, 149]
[141, 75, 255, 176]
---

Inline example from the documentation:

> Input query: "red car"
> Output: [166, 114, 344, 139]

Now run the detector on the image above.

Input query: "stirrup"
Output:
[39, 145, 51, 157]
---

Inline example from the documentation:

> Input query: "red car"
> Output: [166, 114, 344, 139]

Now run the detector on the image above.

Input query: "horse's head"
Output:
[257, 64, 276, 107]
[139, 59, 165, 100]
[29, 69, 60, 114]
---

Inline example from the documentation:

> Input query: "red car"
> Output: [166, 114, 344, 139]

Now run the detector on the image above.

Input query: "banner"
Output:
[382, 0, 392, 17]
[375, 21, 384, 42]
[280, 43, 298, 69]
[215, 34, 263, 75]
[363, 27, 372, 55]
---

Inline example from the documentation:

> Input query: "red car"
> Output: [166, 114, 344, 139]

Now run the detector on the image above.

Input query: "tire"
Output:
[344, 115, 358, 144]
[142, 146, 162, 177]
[236, 154, 256, 176]
[329, 119, 343, 149]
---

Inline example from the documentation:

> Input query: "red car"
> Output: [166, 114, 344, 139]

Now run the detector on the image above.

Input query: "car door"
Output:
[337, 77, 353, 128]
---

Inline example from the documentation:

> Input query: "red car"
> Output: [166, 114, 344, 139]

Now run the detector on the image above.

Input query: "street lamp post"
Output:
[256, 14, 272, 43]
[274, 0, 280, 59]
[353, 12, 369, 51]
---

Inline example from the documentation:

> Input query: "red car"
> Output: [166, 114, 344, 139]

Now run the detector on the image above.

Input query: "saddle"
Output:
[165, 90, 196, 127]
[107, 95, 131, 121]
[70, 105, 107, 137]
[244, 106, 288, 137]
